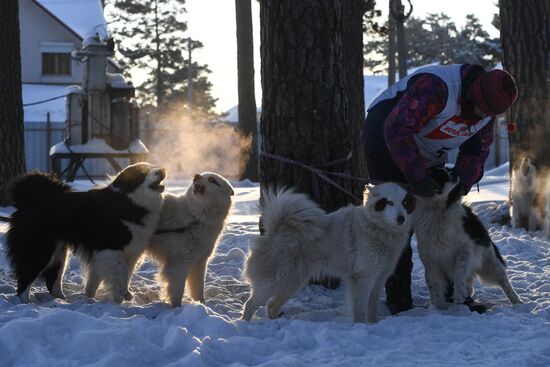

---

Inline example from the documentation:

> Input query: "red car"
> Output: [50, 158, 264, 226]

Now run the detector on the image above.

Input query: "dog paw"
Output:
[453, 294, 467, 305]
[463, 296, 487, 313]
[123, 290, 134, 301]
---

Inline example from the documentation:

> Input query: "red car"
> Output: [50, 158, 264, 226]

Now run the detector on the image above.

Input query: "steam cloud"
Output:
[145, 113, 253, 180]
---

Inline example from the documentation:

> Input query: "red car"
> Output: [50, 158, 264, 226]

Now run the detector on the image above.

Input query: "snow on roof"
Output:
[364, 74, 388, 111]
[49, 138, 149, 155]
[37, 0, 108, 39]
[23, 84, 68, 122]
[225, 105, 262, 124]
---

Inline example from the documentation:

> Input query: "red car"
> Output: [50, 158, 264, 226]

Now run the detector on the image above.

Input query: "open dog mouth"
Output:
[150, 168, 166, 193]
[193, 173, 206, 195]
[194, 183, 206, 195]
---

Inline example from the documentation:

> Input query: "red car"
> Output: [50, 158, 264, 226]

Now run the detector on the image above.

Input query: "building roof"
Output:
[34, 0, 108, 39]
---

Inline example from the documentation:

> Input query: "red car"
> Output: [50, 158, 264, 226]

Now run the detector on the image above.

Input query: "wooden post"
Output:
[46, 112, 52, 171]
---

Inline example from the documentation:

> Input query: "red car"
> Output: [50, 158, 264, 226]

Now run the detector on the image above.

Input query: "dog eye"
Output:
[208, 177, 221, 187]
[374, 198, 388, 211]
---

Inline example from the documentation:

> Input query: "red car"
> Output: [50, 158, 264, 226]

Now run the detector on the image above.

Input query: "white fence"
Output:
[24, 120, 130, 178]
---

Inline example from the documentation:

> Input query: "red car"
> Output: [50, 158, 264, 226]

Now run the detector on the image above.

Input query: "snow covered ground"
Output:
[1, 166, 549, 366]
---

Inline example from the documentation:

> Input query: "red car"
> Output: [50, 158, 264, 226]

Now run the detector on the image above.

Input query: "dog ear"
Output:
[364, 183, 376, 193]
[402, 192, 416, 214]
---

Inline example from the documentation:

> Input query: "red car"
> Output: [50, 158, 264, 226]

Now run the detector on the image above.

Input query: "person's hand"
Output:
[411, 176, 442, 198]
[446, 183, 467, 207]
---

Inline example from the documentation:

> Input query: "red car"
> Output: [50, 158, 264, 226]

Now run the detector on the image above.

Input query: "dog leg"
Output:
[161, 262, 191, 308]
[480, 257, 523, 305]
[242, 289, 270, 321]
[43, 244, 69, 299]
[424, 263, 448, 309]
[368, 269, 393, 323]
[266, 282, 303, 319]
[88, 250, 128, 303]
[453, 246, 472, 305]
[123, 254, 143, 301]
[348, 273, 376, 323]
[85, 264, 102, 299]
[187, 257, 208, 303]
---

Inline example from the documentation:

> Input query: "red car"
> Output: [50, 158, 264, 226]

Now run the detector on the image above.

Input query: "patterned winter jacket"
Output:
[380, 64, 493, 192]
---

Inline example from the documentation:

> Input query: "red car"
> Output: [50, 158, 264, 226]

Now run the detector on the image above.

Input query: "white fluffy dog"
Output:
[242, 183, 415, 323]
[511, 157, 540, 231]
[414, 169, 522, 312]
[148, 173, 234, 307]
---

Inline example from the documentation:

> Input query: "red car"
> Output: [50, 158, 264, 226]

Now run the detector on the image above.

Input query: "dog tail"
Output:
[8, 172, 71, 208]
[260, 188, 327, 239]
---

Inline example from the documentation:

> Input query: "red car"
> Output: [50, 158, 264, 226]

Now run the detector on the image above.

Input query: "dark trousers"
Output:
[363, 100, 413, 313]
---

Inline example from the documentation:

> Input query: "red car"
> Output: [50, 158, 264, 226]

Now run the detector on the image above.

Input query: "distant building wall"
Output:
[19, 0, 84, 85]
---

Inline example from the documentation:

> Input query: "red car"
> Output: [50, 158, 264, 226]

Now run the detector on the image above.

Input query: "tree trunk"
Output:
[392, 0, 408, 79]
[343, 0, 368, 201]
[387, 0, 397, 86]
[500, 1, 550, 173]
[236, 0, 259, 181]
[0, 0, 26, 205]
[259, 0, 354, 212]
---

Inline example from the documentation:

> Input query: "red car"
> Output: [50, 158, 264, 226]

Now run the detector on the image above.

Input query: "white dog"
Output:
[242, 183, 415, 323]
[148, 173, 234, 307]
[511, 157, 540, 231]
[414, 168, 522, 312]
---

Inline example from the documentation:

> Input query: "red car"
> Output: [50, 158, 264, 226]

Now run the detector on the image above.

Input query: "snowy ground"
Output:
[1, 165, 549, 366]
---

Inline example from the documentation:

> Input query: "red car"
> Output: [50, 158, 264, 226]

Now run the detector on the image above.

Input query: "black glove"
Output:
[446, 183, 467, 207]
[411, 176, 442, 198]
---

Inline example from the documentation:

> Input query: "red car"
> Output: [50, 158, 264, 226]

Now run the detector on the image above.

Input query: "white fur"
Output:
[511, 158, 540, 231]
[84, 163, 164, 303]
[414, 179, 522, 309]
[242, 183, 414, 323]
[148, 172, 234, 307]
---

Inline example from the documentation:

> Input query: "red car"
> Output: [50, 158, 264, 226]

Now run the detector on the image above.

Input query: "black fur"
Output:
[374, 198, 388, 211]
[5, 164, 157, 297]
[402, 193, 416, 214]
[461, 205, 491, 247]
[461, 205, 506, 266]
[491, 243, 506, 266]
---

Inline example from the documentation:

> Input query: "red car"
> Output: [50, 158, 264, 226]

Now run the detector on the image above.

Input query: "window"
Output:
[42, 53, 71, 75]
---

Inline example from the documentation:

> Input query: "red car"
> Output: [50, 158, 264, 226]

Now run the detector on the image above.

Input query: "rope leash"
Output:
[260, 151, 373, 203]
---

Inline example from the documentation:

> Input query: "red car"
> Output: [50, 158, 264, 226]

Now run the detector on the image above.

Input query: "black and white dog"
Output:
[6, 162, 166, 303]
[413, 168, 522, 312]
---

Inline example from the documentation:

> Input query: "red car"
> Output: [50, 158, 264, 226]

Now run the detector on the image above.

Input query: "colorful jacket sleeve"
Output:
[454, 119, 494, 192]
[383, 74, 448, 184]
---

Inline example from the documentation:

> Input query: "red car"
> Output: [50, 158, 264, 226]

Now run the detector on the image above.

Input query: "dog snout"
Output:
[193, 174, 202, 183]
[397, 215, 405, 225]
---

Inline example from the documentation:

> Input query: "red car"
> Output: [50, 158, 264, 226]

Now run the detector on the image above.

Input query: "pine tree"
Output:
[0, 0, 26, 205]
[364, 13, 501, 73]
[107, 0, 218, 119]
